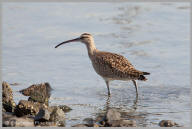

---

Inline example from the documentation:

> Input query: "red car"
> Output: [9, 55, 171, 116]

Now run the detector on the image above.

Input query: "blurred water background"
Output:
[2, 2, 190, 127]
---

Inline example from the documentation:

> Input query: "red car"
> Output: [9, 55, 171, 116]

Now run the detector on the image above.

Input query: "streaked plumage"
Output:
[55, 33, 150, 97]
[91, 51, 149, 81]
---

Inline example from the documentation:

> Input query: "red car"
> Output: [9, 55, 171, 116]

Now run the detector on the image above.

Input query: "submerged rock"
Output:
[159, 120, 179, 127]
[10, 83, 20, 86]
[83, 118, 95, 127]
[49, 105, 72, 114]
[3, 112, 34, 127]
[2, 81, 16, 112]
[19, 82, 52, 105]
[95, 108, 137, 127]
[110, 120, 136, 127]
[58, 105, 72, 113]
[72, 124, 88, 127]
[14, 100, 46, 117]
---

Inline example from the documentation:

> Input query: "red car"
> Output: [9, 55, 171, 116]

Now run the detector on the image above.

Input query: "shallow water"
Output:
[2, 2, 191, 127]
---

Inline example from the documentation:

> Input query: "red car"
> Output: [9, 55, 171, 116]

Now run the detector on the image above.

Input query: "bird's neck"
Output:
[85, 42, 97, 57]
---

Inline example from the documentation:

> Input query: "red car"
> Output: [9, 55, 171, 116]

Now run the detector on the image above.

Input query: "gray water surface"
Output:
[2, 2, 191, 127]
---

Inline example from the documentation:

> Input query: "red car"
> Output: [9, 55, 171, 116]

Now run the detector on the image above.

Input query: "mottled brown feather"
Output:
[91, 51, 147, 80]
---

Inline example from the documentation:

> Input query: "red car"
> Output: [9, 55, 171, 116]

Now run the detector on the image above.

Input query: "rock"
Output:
[109, 120, 121, 127]
[3, 112, 34, 127]
[95, 117, 106, 127]
[34, 107, 54, 126]
[34, 121, 56, 127]
[10, 83, 20, 86]
[34, 106, 65, 127]
[83, 118, 95, 127]
[95, 114, 106, 126]
[14, 100, 45, 117]
[58, 105, 72, 112]
[93, 123, 100, 127]
[106, 108, 121, 125]
[19, 82, 52, 105]
[49, 107, 65, 127]
[2, 107, 6, 112]
[119, 120, 136, 127]
[28, 97, 37, 102]
[34, 108, 50, 121]
[95, 108, 137, 127]
[72, 124, 88, 127]
[106, 119, 136, 127]
[94, 109, 113, 127]
[2, 81, 16, 112]
[50, 105, 72, 113]
[159, 120, 179, 127]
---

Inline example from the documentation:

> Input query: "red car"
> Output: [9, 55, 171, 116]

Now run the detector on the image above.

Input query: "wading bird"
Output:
[55, 33, 150, 97]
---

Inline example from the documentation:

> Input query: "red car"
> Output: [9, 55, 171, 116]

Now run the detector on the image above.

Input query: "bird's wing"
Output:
[94, 51, 143, 77]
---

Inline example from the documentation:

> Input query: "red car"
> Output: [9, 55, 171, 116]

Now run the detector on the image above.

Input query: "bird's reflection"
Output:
[94, 95, 139, 127]
[104, 94, 138, 112]
[133, 95, 138, 110]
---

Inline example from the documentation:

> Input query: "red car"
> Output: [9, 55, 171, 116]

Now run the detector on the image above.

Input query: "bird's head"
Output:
[55, 33, 94, 48]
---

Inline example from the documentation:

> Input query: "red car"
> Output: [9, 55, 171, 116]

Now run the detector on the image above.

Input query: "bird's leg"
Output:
[105, 95, 111, 111]
[132, 80, 138, 99]
[105, 81, 111, 96]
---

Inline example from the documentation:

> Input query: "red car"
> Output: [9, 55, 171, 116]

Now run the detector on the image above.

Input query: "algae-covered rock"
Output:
[14, 100, 46, 117]
[34, 106, 65, 127]
[159, 120, 179, 127]
[19, 82, 52, 105]
[49, 107, 65, 127]
[34, 108, 51, 122]
[2, 81, 16, 112]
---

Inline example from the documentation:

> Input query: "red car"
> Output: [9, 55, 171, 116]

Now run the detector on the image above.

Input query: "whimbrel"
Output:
[55, 33, 150, 97]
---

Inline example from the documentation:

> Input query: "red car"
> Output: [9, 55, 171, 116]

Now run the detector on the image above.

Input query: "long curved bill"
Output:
[55, 37, 81, 48]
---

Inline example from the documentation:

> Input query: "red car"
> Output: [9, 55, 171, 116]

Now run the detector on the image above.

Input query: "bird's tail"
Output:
[143, 72, 150, 75]
[138, 71, 150, 81]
